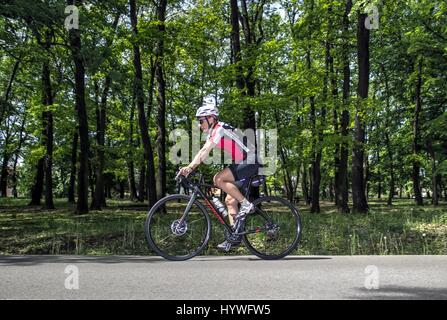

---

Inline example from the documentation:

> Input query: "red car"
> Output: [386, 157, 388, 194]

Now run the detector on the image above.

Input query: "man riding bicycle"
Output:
[178, 97, 259, 251]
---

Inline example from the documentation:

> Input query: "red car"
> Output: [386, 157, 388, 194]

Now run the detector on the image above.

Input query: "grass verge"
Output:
[0, 198, 446, 256]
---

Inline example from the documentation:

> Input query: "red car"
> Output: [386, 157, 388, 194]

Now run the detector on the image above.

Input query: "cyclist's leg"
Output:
[213, 168, 244, 202]
[214, 166, 258, 251]
[225, 194, 238, 226]
[216, 193, 242, 251]
[214, 164, 259, 217]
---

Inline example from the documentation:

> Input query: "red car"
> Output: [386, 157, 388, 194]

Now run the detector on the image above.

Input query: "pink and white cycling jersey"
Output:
[207, 122, 255, 164]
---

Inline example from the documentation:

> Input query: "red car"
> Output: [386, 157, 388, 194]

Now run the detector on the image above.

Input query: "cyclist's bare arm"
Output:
[179, 140, 216, 175]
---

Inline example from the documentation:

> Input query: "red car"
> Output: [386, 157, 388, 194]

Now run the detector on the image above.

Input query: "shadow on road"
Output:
[352, 285, 447, 300]
[0, 255, 166, 266]
[192, 256, 332, 262]
[0, 255, 331, 266]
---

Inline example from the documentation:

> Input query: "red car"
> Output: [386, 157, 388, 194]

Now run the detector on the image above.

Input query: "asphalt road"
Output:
[1, 255, 446, 300]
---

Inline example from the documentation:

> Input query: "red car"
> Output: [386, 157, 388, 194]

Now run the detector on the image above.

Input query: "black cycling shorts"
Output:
[228, 163, 260, 181]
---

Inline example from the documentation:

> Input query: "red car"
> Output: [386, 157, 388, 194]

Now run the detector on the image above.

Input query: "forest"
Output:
[1, 0, 446, 218]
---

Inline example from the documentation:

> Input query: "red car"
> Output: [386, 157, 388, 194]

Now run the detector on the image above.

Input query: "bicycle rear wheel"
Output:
[145, 194, 211, 261]
[243, 196, 302, 260]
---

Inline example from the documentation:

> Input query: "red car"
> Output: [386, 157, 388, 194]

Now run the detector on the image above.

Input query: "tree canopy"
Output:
[1, 0, 446, 213]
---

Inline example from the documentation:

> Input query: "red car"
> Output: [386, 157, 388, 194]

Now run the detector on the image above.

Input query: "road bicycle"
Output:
[144, 171, 302, 261]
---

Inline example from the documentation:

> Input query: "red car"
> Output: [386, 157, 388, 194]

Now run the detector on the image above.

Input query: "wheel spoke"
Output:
[244, 196, 301, 259]
[145, 195, 210, 261]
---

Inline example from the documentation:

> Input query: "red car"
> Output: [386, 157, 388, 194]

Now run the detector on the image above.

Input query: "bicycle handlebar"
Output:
[175, 170, 202, 189]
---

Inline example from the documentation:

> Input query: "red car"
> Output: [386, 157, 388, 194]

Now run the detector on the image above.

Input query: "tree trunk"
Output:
[280, 149, 294, 203]
[365, 151, 370, 199]
[146, 58, 157, 203]
[127, 161, 137, 201]
[412, 58, 424, 205]
[427, 140, 439, 205]
[29, 158, 45, 205]
[127, 97, 138, 201]
[68, 131, 78, 203]
[230, 0, 244, 91]
[138, 163, 146, 202]
[329, 179, 335, 202]
[332, 85, 340, 206]
[307, 46, 321, 213]
[42, 61, 55, 209]
[11, 116, 26, 198]
[68, 0, 89, 214]
[352, 10, 369, 213]
[230, 0, 260, 200]
[0, 120, 11, 197]
[91, 76, 111, 210]
[130, 0, 157, 207]
[230, 0, 256, 128]
[119, 180, 125, 199]
[311, 146, 322, 213]
[1, 58, 22, 196]
[155, 0, 167, 201]
[302, 163, 310, 205]
[0, 59, 20, 124]
[274, 109, 293, 203]
[337, 0, 352, 214]
[385, 131, 395, 206]
[0, 59, 21, 197]
[0, 146, 10, 197]
[327, 5, 338, 206]
[380, 63, 395, 206]
[90, 14, 119, 209]
[88, 159, 95, 200]
[293, 161, 301, 204]
[376, 149, 381, 199]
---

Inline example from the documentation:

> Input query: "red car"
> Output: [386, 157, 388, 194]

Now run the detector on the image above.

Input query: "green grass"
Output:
[0, 197, 446, 256]
[295, 199, 447, 255]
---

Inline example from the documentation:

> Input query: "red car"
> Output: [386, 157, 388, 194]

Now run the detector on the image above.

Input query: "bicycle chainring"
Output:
[224, 228, 242, 244]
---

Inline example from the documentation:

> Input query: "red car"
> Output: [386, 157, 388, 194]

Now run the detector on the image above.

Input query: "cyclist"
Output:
[178, 97, 259, 251]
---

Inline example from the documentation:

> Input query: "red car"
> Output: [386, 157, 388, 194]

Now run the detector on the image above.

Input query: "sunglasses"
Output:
[198, 118, 207, 124]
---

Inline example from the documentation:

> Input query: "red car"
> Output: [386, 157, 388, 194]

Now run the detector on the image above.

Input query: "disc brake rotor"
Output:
[171, 219, 188, 236]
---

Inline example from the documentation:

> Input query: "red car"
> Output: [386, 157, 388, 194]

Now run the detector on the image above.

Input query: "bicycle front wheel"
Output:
[243, 196, 302, 260]
[145, 194, 211, 261]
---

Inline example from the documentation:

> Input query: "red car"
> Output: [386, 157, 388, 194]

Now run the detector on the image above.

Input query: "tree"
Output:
[68, 0, 90, 214]
[352, 9, 369, 213]
[129, 0, 157, 207]
[155, 0, 167, 200]
[337, 0, 352, 213]
[411, 58, 424, 205]
[91, 12, 120, 210]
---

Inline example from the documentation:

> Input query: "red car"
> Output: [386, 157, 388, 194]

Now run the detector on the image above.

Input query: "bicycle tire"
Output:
[242, 196, 302, 260]
[145, 194, 211, 261]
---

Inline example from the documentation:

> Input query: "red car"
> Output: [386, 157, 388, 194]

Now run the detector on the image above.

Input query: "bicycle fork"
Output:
[178, 189, 198, 226]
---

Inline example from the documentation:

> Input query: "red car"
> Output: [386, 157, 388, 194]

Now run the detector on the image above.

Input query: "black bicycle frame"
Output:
[178, 174, 271, 236]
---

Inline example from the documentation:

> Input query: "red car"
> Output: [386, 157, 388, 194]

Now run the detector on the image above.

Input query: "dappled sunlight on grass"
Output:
[0, 198, 446, 256]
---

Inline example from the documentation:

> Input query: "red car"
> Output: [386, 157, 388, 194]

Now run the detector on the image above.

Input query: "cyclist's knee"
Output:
[213, 173, 222, 186]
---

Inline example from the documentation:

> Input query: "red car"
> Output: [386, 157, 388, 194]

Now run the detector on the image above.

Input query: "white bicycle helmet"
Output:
[195, 96, 219, 117]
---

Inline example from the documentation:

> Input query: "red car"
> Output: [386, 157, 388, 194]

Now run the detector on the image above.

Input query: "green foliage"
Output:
[0, 0, 446, 211]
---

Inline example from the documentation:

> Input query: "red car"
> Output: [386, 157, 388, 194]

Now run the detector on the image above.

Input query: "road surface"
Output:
[1, 255, 446, 300]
